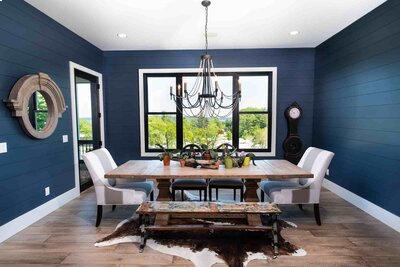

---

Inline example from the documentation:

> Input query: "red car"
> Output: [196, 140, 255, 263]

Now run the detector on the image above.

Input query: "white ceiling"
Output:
[25, 0, 386, 51]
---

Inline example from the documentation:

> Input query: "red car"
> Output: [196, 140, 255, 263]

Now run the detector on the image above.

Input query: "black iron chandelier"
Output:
[170, 0, 241, 117]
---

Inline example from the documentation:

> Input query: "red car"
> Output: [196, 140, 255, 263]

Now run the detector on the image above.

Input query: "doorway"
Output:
[73, 69, 103, 192]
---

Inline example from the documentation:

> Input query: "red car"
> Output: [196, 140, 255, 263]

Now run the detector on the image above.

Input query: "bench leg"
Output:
[272, 214, 279, 258]
[139, 214, 147, 253]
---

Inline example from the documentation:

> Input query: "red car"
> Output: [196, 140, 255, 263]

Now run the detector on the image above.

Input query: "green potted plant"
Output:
[201, 144, 212, 160]
[224, 154, 234, 169]
[220, 144, 236, 169]
[179, 153, 189, 167]
[156, 143, 173, 166]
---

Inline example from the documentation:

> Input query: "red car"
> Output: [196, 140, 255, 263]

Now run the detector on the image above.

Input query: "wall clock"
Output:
[283, 102, 303, 164]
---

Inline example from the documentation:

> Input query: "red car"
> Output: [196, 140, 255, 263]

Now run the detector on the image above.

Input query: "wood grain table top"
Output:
[104, 159, 313, 180]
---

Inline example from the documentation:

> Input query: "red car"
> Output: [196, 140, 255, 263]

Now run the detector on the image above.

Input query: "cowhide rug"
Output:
[95, 215, 306, 267]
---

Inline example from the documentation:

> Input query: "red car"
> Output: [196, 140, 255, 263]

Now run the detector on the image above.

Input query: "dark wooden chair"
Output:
[208, 143, 244, 201]
[171, 144, 208, 201]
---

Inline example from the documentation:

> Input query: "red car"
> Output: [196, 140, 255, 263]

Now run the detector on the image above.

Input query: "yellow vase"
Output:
[243, 156, 251, 167]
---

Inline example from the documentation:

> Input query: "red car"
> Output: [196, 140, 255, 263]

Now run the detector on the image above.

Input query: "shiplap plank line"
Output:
[1, 1, 102, 64]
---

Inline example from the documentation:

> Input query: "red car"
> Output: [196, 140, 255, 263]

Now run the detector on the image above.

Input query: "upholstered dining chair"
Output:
[171, 144, 208, 201]
[208, 143, 244, 202]
[259, 147, 334, 225]
[94, 148, 154, 201]
[83, 148, 154, 227]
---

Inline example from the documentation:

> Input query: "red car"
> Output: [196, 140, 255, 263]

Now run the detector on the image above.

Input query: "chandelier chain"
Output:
[205, 5, 208, 54]
[168, 0, 241, 118]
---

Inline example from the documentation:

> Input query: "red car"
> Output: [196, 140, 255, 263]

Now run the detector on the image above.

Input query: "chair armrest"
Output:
[97, 185, 146, 205]
[275, 187, 311, 204]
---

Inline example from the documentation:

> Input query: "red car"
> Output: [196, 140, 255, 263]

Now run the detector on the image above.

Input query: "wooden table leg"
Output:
[244, 179, 260, 202]
[156, 179, 172, 200]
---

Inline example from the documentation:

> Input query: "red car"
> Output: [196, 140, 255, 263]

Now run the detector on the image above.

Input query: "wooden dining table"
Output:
[104, 159, 313, 202]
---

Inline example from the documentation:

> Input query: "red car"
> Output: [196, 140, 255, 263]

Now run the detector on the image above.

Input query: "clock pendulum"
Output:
[283, 102, 303, 164]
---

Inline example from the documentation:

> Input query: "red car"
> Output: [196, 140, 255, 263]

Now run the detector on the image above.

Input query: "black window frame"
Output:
[143, 71, 273, 153]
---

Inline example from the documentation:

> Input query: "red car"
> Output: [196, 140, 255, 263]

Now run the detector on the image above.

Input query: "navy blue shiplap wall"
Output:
[103, 49, 315, 164]
[0, 0, 103, 226]
[314, 0, 400, 216]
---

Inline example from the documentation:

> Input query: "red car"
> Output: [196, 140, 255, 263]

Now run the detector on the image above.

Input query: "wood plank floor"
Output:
[0, 188, 399, 266]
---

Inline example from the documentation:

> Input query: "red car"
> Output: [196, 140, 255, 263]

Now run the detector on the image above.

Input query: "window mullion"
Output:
[176, 74, 183, 149]
[232, 74, 239, 149]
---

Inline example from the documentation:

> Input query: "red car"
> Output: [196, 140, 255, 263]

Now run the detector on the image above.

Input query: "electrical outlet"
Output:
[0, 143, 7, 154]
[62, 135, 68, 143]
[326, 169, 330, 176]
[45, 187, 50, 196]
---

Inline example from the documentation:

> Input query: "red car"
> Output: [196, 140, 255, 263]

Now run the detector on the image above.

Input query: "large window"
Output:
[140, 68, 277, 156]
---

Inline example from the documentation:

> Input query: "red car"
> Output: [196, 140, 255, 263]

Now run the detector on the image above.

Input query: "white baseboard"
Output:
[323, 179, 400, 232]
[0, 187, 80, 243]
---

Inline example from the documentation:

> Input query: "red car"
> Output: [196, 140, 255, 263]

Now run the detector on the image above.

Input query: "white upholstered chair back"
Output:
[83, 148, 146, 206]
[297, 147, 334, 203]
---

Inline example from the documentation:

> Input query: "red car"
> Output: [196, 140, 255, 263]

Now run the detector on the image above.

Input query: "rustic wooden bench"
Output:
[136, 201, 281, 256]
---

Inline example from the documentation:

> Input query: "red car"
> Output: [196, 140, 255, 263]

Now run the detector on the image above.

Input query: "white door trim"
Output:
[69, 61, 105, 190]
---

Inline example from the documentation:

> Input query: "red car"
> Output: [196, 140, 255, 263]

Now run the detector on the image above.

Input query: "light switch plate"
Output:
[45, 187, 50, 196]
[62, 135, 68, 143]
[0, 143, 7, 154]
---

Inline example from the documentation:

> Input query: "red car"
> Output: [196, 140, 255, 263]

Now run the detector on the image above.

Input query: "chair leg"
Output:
[112, 205, 116, 211]
[240, 187, 244, 202]
[181, 190, 184, 201]
[298, 204, 303, 210]
[234, 188, 237, 201]
[314, 204, 321, 226]
[199, 190, 202, 201]
[172, 189, 176, 201]
[96, 205, 103, 227]
[216, 188, 219, 200]
[204, 188, 207, 202]
[260, 190, 265, 202]
[150, 191, 154, 201]
[209, 187, 212, 201]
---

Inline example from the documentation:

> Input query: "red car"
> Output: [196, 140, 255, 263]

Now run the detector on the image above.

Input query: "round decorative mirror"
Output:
[4, 73, 67, 139]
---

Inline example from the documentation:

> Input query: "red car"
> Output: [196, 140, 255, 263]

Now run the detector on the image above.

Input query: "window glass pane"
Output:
[35, 91, 47, 110]
[148, 114, 176, 149]
[239, 76, 268, 112]
[182, 76, 233, 148]
[76, 83, 93, 140]
[35, 111, 48, 131]
[239, 113, 268, 149]
[183, 117, 232, 149]
[148, 77, 176, 112]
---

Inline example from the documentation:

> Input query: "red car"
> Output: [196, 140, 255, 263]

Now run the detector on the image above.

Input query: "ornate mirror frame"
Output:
[4, 73, 67, 139]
